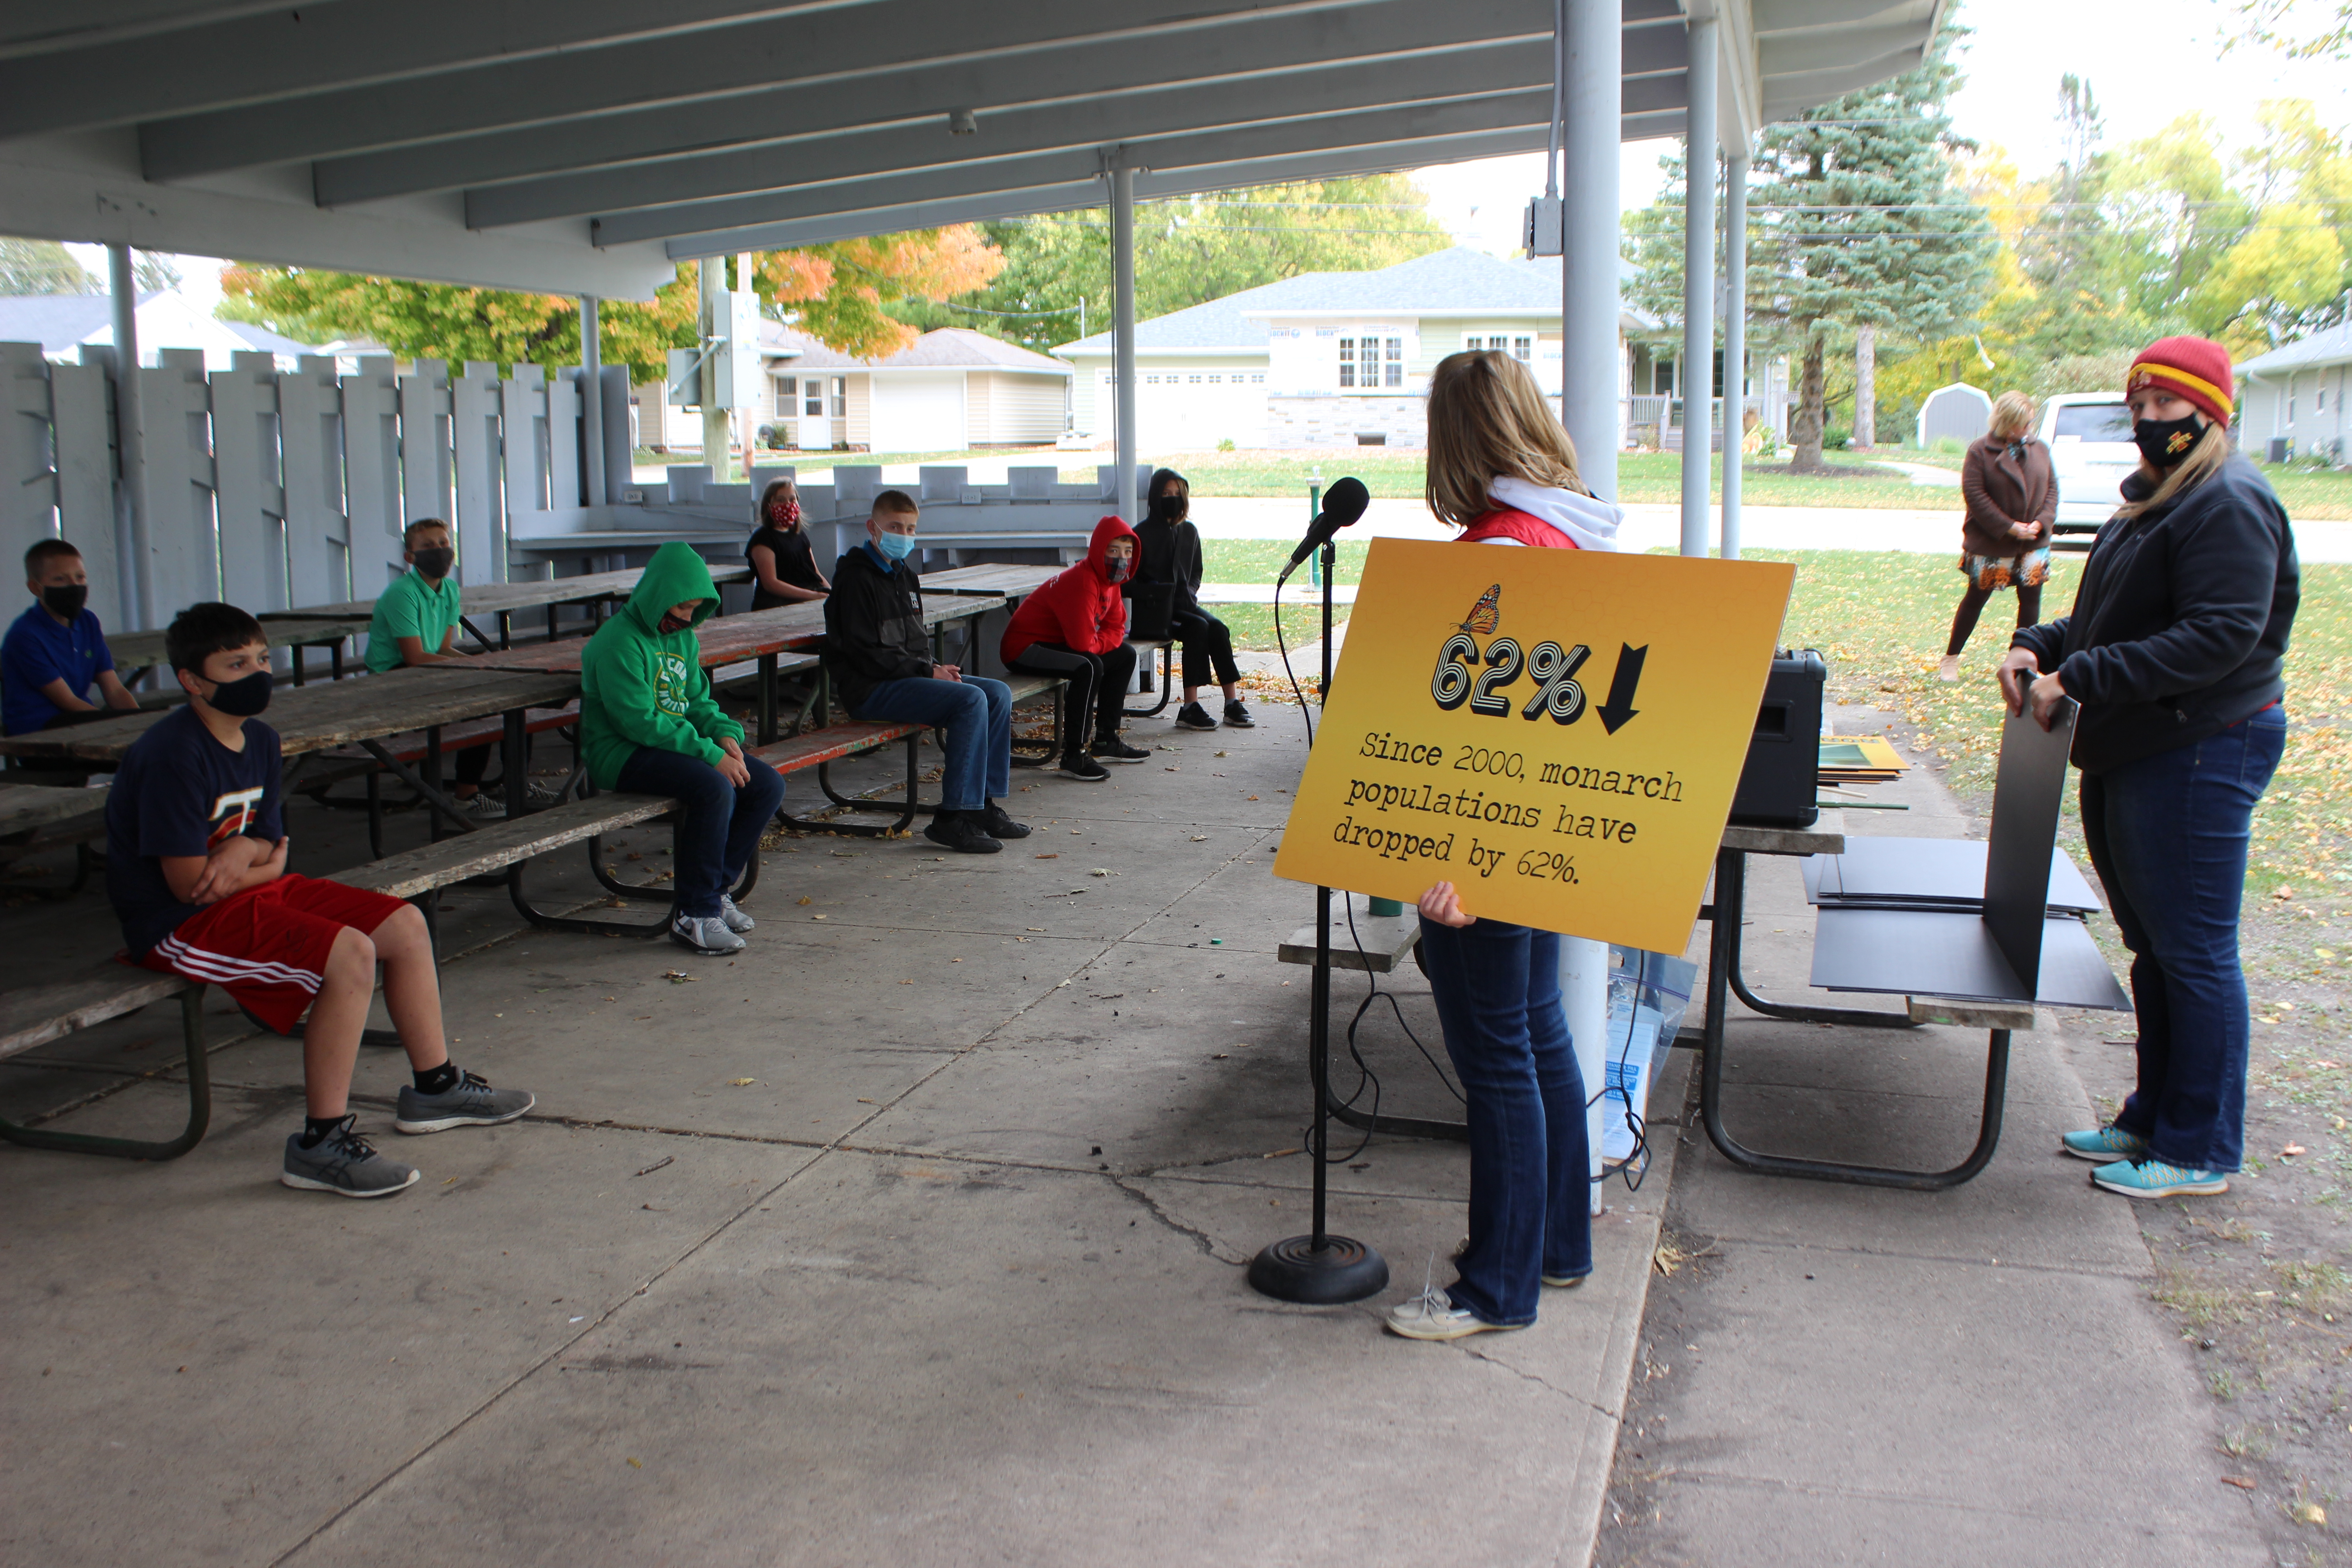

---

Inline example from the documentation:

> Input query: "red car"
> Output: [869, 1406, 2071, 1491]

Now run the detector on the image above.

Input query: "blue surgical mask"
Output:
[872, 530, 916, 562]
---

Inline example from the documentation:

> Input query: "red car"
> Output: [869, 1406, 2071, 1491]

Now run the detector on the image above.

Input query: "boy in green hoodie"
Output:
[579, 542, 786, 955]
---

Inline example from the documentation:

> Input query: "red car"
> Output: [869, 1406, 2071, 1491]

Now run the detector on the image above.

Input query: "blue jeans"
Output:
[852, 675, 1011, 810]
[1416, 915, 1592, 1325]
[2079, 707, 2285, 1172]
[614, 745, 786, 918]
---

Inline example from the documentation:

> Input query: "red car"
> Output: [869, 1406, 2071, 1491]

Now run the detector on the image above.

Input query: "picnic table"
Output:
[259, 564, 753, 651]
[919, 563, 1062, 601]
[108, 615, 372, 684]
[446, 596, 990, 745]
[0, 782, 109, 834]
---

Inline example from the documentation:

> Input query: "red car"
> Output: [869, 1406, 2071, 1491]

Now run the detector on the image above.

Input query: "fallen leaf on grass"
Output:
[632, 1155, 675, 1177]
[1191, 834, 1210, 842]
[728, 1078, 757, 1087]
[1090, 867, 1116, 877]
[661, 970, 697, 984]
[2282, 1143, 2307, 1157]
[1262, 1147, 1299, 1159]
[1034, 852, 1059, 858]
[627, 1458, 643, 1470]
[2293, 1502, 2327, 1525]
[2220, 1475, 2257, 1490]
[1246, 795, 1260, 801]
[797, 895, 812, 905]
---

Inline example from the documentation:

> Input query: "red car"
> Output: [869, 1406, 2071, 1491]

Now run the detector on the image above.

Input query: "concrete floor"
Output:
[1, 713, 1665, 1568]
[1597, 732, 2269, 1567]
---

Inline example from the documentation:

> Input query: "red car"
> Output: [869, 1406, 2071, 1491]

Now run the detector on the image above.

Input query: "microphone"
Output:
[1276, 476, 1371, 584]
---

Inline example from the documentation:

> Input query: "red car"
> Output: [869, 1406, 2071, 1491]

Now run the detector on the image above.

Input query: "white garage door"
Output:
[871, 371, 966, 452]
[1112, 369, 1269, 450]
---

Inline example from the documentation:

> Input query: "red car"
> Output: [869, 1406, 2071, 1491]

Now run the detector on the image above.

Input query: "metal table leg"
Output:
[1715, 848, 1917, 1029]
[1695, 846, 2011, 1190]
[0, 989, 210, 1161]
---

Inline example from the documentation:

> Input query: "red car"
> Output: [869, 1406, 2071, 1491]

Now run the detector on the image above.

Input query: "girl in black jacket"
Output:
[1135, 469, 1252, 731]
[2000, 336, 2298, 1200]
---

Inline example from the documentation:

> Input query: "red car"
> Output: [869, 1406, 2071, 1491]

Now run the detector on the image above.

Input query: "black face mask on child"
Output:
[203, 669, 273, 717]
[412, 546, 455, 580]
[41, 583, 88, 618]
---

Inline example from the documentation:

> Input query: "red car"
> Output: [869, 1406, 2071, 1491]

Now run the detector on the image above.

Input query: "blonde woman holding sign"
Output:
[1388, 350, 1626, 1341]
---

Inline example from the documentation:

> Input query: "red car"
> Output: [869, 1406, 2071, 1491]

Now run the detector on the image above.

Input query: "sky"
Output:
[50, 0, 2352, 312]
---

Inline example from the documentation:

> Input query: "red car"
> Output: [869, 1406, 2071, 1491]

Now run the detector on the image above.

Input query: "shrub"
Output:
[1823, 421, 1852, 450]
[1216, 437, 1236, 452]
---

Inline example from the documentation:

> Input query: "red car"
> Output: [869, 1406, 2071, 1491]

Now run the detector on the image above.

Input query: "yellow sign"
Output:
[1272, 539, 1795, 952]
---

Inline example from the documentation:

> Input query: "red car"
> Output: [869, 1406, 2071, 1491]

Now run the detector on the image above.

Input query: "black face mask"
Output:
[41, 583, 88, 618]
[658, 609, 694, 634]
[412, 546, 455, 580]
[1152, 494, 1185, 521]
[2133, 414, 2203, 469]
[203, 668, 273, 717]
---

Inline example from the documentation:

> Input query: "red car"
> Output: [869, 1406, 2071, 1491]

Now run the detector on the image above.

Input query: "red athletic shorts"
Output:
[132, 874, 411, 1036]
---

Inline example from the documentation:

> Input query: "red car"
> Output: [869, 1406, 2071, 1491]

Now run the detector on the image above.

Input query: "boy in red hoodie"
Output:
[1001, 517, 1151, 781]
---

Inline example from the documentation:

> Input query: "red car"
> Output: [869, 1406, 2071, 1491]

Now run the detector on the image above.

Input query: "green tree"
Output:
[1626, 22, 1995, 471]
[217, 227, 1008, 380]
[0, 238, 94, 294]
[897, 173, 1452, 353]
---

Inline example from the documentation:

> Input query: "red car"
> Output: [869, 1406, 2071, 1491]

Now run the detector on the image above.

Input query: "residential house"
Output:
[1055, 246, 1687, 451]
[0, 290, 323, 369]
[2239, 323, 2352, 465]
[635, 322, 1072, 454]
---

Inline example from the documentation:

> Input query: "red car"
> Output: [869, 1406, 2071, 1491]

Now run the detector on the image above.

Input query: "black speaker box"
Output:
[1730, 648, 1825, 828]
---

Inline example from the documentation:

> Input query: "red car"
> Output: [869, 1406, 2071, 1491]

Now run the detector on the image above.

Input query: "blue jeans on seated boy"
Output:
[851, 675, 1012, 809]
[1416, 915, 1592, 1326]
[2079, 705, 2284, 1174]
[614, 746, 787, 916]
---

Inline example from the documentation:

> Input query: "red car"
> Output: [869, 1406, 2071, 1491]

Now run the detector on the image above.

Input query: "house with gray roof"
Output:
[1055, 246, 1667, 450]
[0, 290, 324, 368]
[636, 322, 1072, 454]
[2239, 323, 2352, 465]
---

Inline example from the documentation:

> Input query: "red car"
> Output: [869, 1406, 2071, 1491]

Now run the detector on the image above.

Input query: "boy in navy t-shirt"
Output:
[106, 603, 536, 1197]
[2, 539, 138, 742]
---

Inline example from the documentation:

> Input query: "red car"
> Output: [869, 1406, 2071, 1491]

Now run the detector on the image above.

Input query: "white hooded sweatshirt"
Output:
[1483, 474, 1625, 554]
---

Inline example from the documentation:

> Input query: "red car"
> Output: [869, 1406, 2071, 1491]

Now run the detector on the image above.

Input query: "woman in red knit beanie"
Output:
[2001, 335, 2299, 1200]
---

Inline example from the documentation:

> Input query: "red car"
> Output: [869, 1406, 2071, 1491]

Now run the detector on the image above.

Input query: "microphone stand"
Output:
[1247, 525, 1389, 1305]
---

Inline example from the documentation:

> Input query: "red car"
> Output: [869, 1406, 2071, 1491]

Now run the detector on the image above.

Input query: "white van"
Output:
[2038, 394, 2138, 541]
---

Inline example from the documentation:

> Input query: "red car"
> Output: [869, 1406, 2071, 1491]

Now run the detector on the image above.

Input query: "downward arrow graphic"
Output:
[1596, 643, 1647, 734]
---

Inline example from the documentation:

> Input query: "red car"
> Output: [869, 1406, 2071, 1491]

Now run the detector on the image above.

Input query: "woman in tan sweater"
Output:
[1940, 390, 2058, 681]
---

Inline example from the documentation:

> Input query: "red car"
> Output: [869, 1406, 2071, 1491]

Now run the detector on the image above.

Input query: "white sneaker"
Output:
[718, 894, 755, 933]
[670, 912, 745, 955]
[1383, 1284, 1520, 1341]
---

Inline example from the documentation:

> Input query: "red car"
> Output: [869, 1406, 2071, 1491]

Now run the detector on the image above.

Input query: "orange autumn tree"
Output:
[217, 225, 1008, 378]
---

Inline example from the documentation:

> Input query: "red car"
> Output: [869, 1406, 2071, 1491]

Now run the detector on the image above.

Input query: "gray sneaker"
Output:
[671, 911, 746, 954]
[281, 1115, 420, 1198]
[718, 893, 755, 933]
[394, 1068, 535, 1134]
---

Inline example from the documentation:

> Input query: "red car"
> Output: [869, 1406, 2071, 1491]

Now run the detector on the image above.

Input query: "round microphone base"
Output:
[1247, 1233, 1389, 1304]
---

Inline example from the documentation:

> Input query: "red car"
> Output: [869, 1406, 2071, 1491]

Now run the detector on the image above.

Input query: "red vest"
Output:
[1459, 508, 1577, 549]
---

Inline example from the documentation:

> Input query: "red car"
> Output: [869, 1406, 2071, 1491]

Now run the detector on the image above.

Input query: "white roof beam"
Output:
[318, 0, 1666, 205]
[0, 0, 816, 141]
[138, 0, 1397, 180]
[467, 50, 1553, 230]
[593, 88, 1561, 246]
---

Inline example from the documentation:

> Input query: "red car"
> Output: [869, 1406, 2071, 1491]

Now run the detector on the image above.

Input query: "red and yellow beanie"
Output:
[2126, 336, 2234, 426]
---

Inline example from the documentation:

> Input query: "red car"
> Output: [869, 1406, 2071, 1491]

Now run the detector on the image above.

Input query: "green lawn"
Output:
[1137, 447, 1947, 509]
[1752, 547, 2352, 901]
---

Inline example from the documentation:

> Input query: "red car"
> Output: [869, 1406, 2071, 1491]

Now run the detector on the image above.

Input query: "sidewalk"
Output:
[1598, 719, 2268, 1566]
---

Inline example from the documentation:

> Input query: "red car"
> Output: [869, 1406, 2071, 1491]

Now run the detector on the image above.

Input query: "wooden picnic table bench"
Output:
[259, 564, 754, 652]
[918, 563, 1063, 601]
[0, 781, 110, 899]
[107, 615, 373, 683]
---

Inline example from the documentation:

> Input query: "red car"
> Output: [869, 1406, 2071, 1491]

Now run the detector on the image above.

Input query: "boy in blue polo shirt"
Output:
[3, 539, 139, 749]
[364, 517, 522, 818]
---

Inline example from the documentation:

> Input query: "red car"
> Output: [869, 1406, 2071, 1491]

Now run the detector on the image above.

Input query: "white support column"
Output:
[1110, 159, 1139, 524]
[108, 243, 151, 627]
[1722, 145, 1749, 561]
[579, 294, 606, 507]
[1680, 13, 1719, 559]
[699, 258, 730, 484]
[1559, 0, 1622, 1214]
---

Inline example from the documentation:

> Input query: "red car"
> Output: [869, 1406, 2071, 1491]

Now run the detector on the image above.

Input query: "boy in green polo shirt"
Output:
[363, 518, 514, 818]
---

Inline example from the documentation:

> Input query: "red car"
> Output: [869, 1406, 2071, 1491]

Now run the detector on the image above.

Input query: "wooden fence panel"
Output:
[211, 352, 287, 613]
[0, 343, 55, 573]
[140, 349, 218, 617]
[398, 359, 452, 544]
[342, 356, 402, 599]
[280, 355, 348, 612]
[451, 360, 503, 586]
[53, 353, 127, 627]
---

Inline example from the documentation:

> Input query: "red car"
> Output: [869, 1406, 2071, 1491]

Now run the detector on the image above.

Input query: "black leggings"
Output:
[1168, 607, 1240, 690]
[1947, 582, 2043, 658]
[1008, 641, 1138, 751]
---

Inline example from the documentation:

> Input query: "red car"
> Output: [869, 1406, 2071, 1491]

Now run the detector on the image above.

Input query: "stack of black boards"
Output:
[1803, 704, 2131, 1012]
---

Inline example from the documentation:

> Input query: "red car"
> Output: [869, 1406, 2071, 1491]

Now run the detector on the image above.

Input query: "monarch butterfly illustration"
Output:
[1460, 583, 1502, 635]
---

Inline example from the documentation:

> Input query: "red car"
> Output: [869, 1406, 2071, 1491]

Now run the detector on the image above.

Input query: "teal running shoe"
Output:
[2061, 1124, 2150, 1162]
[2090, 1158, 2230, 1198]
